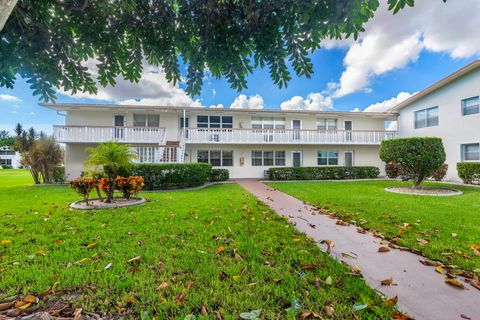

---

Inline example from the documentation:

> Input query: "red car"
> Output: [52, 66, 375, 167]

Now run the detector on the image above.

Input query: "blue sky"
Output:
[1, 0, 479, 134]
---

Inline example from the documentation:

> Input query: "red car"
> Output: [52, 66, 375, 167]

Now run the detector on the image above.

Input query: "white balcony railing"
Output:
[185, 128, 397, 145]
[133, 146, 182, 164]
[53, 125, 166, 144]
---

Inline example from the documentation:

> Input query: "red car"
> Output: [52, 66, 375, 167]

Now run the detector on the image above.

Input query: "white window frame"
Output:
[316, 118, 337, 130]
[197, 115, 233, 128]
[251, 150, 286, 166]
[317, 150, 339, 166]
[251, 117, 286, 129]
[133, 114, 160, 127]
[462, 96, 479, 116]
[461, 143, 480, 161]
[197, 150, 233, 167]
[414, 106, 438, 129]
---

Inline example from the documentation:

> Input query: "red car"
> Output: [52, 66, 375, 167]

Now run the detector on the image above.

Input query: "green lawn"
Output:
[268, 180, 480, 273]
[0, 170, 396, 319]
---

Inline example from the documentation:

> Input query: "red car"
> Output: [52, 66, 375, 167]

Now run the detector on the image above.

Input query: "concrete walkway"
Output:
[237, 179, 480, 320]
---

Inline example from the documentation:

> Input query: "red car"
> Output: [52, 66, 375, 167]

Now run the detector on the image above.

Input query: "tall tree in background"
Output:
[0, 130, 14, 147]
[0, 0, 445, 102]
[13, 123, 63, 184]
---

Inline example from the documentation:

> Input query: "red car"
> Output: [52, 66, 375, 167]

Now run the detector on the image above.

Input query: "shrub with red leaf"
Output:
[430, 163, 448, 181]
[70, 177, 97, 205]
[385, 161, 403, 179]
[115, 176, 144, 199]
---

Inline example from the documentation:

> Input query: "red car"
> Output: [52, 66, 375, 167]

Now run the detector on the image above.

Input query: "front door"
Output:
[114, 115, 125, 140]
[344, 151, 354, 167]
[292, 120, 301, 140]
[344, 120, 352, 142]
[292, 151, 302, 167]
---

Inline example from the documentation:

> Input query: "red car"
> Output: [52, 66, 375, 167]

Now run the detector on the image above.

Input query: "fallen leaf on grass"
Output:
[381, 277, 393, 286]
[435, 266, 444, 274]
[323, 305, 335, 317]
[233, 247, 243, 260]
[272, 278, 282, 283]
[37, 250, 47, 256]
[335, 220, 349, 226]
[201, 303, 208, 316]
[0, 240, 12, 245]
[325, 276, 332, 285]
[353, 303, 368, 311]
[215, 246, 227, 256]
[301, 312, 323, 319]
[104, 263, 113, 270]
[301, 264, 317, 270]
[451, 233, 457, 238]
[175, 292, 187, 305]
[127, 256, 141, 264]
[240, 309, 261, 319]
[383, 296, 398, 307]
[416, 238, 429, 245]
[157, 281, 169, 290]
[378, 247, 390, 253]
[445, 278, 464, 289]
[86, 241, 99, 249]
[213, 311, 223, 319]
[0, 301, 15, 311]
[392, 312, 415, 320]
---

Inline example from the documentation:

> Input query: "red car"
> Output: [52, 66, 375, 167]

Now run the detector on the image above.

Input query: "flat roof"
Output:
[391, 60, 480, 112]
[40, 103, 398, 119]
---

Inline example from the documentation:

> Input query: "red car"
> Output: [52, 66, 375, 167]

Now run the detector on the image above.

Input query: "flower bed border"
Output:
[70, 197, 146, 210]
[384, 186, 463, 197]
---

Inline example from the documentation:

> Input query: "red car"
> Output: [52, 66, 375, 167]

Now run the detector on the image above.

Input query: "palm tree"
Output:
[85, 141, 137, 203]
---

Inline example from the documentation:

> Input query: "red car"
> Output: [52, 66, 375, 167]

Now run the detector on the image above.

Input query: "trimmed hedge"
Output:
[131, 163, 213, 190]
[268, 166, 380, 181]
[457, 162, 480, 184]
[210, 168, 229, 182]
[52, 166, 66, 182]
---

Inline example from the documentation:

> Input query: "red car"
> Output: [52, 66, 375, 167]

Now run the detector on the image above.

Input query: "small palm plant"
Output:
[85, 142, 137, 203]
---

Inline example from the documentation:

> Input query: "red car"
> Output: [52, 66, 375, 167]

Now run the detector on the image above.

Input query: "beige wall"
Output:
[185, 144, 383, 179]
[398, 68, 480, 181]
[64, 143, 96, 179]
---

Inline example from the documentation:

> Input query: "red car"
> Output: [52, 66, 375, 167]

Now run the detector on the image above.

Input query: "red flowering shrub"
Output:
[116, 176, 144, 199]
[99, 177, 114, 200]
[70, 177, 97, 205]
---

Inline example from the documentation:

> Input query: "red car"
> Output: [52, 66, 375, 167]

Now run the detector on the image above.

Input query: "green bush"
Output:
[457, 162, 480, 184]
[430, 163, 448, 181]
[210, 168, 230, 182]
[1, 165, 13, 169]
[131, 163, 213, 190]
[268, 166, 380, 181]
[380, 137, 446, 188]
[52, 165, 66, 182]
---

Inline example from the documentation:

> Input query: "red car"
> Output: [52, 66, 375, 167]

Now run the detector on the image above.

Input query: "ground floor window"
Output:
[197, 150, 233, 166]
[462, 143, 480, 161]
[0, 159, 12, 165]
[252, 150, 286, 166]
[317, 150, 338, 165]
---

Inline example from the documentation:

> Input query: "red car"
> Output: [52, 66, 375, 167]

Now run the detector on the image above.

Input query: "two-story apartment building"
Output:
[41, 103, 397, 179]
[392, 60, 480, 181]
[0, 146, 22, 169]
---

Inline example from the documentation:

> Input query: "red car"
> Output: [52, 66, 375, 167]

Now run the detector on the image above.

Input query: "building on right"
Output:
[391, 60, 480, 181]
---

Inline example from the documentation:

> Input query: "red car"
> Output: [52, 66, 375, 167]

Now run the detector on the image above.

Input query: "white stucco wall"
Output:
[397, 68, 480, 181]
[185, 144, 384, 179]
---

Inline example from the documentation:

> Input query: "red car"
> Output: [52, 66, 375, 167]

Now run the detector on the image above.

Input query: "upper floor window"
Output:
[251, 117, 285, 129]
[317, 150, 338, 166]
[197, 150, 233, 166]
[414, 107, 438, 129]
[317, 118, 337, 130]
[0, 150, 15, 155]
[462, 143, 480, 161]
[197, 115, 232, 128]
[462, 96, 479, 116]
[133, 114, 160, 127]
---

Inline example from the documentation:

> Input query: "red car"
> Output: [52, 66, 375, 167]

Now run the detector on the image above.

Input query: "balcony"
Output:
[185, 128, 397, 145]
[53, 125, 166, 144]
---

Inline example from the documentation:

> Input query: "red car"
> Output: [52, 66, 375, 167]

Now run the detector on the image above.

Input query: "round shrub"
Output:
[210, 169, 230, 182]
[457, 162, 480, 184]
[380, 137, 446, 188]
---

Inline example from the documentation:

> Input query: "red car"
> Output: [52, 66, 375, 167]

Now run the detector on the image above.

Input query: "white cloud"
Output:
[280, 92, 333, 111]
[0, 94, 21, 102]
[11, 110, 17, 114]
[229, 94, 264, 109]
[362, 91, 415, 113]
[60, 60, 205, 107]
[329, 0, 480, 97]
